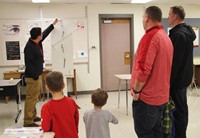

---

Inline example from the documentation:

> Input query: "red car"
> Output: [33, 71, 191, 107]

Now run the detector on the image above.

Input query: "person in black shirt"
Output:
[23, 19, 58, 127]
[168, 6, 196, 138]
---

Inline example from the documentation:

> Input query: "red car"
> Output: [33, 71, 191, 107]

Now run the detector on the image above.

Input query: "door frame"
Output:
[99, 14, 134, 89]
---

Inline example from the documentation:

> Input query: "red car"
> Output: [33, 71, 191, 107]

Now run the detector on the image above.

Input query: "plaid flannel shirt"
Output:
[161, 98, 176, 134]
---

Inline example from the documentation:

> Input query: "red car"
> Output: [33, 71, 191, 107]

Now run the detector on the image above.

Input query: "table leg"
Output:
[41, 77, 45, 101]
[15, 84, 22, 123]
[192, 65, 199, 96]
[5, 96, 9, 103]
[126, 79, 128, 115]
[73, 69, 77, 99]
[47, 91, 50, 100]
[118, 79, 121, 108]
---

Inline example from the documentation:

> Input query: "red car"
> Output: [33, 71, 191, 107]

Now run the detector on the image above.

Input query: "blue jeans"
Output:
[170, 88, 188, 138]
[132, 100, 166, 138]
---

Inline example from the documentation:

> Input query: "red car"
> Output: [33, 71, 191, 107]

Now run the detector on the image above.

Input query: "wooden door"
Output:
[100, 19, 131, 91]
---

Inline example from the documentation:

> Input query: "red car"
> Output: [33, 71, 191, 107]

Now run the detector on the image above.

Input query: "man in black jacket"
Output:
[168, 6, 196, 138]
[24, 19, 58, 127]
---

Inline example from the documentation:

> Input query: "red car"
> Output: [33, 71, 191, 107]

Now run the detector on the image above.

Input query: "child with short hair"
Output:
[41, 71, 79, 138]
[83, 88, 118, 138]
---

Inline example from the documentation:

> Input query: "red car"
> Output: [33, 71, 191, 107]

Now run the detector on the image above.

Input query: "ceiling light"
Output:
[32, 0, 50, 3]
[131, 0, 152, 3]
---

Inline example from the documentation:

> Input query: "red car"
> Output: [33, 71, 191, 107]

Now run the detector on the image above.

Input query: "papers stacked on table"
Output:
[3, 127, 43, 138]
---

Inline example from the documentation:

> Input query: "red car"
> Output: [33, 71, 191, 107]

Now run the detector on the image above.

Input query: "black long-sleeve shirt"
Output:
[169, 23, 196, 89]
[24, 24, 54, 79]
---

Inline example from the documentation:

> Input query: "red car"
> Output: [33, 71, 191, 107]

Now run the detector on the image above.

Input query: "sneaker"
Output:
[24, 123, 39, 127]
[34, 117, 41, 122]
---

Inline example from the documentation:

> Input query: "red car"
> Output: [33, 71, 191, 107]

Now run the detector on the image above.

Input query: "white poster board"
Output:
[51, 19, 75, 96]
[0, 18, 88, 67]
[193, 27, 199, 47]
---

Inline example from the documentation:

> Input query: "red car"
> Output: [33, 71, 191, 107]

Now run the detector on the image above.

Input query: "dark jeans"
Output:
[170, 88, 188, 138]
[132, 100, 166, 138]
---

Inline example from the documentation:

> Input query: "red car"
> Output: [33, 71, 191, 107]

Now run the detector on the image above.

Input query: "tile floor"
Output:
[0, 89, 200, 138]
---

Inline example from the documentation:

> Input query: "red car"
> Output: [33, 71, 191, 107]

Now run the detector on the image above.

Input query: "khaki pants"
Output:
[24, 76, 41, 125]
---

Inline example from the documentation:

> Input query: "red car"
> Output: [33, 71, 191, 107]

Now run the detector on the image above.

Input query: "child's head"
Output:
[46, 71, 64, 93]
[91, 88, 108, 107]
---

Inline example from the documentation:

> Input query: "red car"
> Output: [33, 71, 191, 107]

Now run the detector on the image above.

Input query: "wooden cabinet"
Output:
[3, 72, 21, 80]
[195, 65, 200, 86]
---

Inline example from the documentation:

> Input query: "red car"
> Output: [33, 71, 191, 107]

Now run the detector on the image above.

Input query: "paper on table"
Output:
[3, 127, 43, 134]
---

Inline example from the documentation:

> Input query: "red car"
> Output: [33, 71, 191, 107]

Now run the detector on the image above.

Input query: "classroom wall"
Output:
[0, 4, 200, 92]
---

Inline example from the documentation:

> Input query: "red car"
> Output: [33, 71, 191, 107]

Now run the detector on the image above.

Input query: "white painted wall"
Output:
[0, 4, 200, 92]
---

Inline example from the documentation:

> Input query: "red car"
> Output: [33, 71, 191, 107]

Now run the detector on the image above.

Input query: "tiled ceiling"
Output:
[0, 0, 200, 4]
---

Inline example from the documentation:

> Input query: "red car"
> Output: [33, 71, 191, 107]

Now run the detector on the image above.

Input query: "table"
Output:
[2, 132, 55, 138]
[41, 70, 51, 101]
[191, 57, 200, 93]
[114, 74, 131, 115]
[41, 69, 77, 100]
[193, 56, 200, 65]
[4, 69, 77, 101]
[0, 79, 22, 123]
[3, 70, 51, 101]
[42, 132, 55, 138]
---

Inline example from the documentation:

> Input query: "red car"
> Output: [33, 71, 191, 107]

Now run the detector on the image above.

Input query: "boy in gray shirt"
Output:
[83, 88, 118, 138]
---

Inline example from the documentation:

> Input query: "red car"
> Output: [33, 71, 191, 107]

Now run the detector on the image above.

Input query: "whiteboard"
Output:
[0, 18, 88, 67]
[51, 19, 75, 76]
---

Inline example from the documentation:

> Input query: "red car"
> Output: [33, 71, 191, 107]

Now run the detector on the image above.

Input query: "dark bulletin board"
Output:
[6, 41, 20, 60]
[162, 18, 200, 57]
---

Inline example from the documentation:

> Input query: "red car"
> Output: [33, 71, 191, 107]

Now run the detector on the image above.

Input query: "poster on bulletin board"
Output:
[0, 19, 52, 66]
[0, 19, 27, 66]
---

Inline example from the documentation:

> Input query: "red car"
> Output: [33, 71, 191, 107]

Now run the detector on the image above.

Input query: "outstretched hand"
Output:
[53, 18, 58, 25]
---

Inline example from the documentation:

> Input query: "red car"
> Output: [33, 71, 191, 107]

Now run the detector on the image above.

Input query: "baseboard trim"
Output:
[0, 90, 126, 102]
[68, 90, 94, 97]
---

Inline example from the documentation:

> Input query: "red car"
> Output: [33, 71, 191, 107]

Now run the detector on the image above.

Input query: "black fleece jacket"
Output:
[24, 24, 54, 80]
[169, 23, 196, 89]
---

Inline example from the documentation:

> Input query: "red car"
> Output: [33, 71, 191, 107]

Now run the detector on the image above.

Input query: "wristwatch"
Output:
[132, 88, 141, 94]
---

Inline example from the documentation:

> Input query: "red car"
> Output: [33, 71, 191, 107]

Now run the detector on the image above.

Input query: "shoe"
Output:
[24, 123, 39, 127]
[34, 117, 41, 122]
